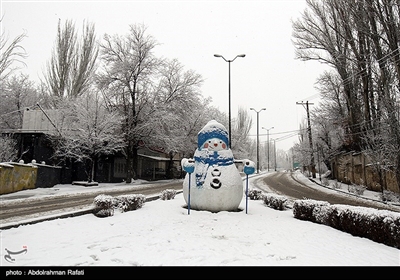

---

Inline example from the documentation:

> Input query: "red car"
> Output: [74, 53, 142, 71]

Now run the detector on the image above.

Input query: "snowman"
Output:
[181, 120, 255, 212]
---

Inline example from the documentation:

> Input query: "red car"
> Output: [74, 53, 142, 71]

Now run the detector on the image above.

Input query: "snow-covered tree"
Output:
[51, 91, 124, 182]
[231, 106, 253, 160]
[0, 74, 38, 130]
[98, 24, 207, 182]
[97, 23, 159, 183]
[0, 134, 18, 162]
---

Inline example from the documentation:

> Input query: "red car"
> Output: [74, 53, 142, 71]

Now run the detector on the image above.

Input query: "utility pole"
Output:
[250, 108, 266, 173]
[262, 126, 274, 172]
[296, 101, 316, 178]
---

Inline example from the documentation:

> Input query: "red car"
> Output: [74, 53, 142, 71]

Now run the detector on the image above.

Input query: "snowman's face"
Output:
[202, 138, 227, 151]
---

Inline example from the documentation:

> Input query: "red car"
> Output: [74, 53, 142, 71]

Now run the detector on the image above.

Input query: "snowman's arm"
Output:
[181, 158, 195, 173]
[234, 159, 254, 165]
[235, 159, 256, 175]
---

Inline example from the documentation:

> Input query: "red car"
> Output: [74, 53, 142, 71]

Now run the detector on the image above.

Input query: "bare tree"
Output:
[0, 16, 27, 82]
[45, 19, 98, 100]
[292, 0, 363, 150]
[292, 0, 400, 187]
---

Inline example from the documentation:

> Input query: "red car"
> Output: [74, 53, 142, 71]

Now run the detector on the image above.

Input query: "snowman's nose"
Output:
[214, 143, 218, 147]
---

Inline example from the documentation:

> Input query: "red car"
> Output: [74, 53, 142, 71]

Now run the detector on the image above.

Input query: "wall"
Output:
[0, 163, 38, 195]
[330, 152, 399, 194]
[0, 162, 67, 194]
[34, 163, 62, 188]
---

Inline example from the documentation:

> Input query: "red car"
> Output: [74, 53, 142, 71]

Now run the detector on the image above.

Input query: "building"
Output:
[3, 107, 183, 185]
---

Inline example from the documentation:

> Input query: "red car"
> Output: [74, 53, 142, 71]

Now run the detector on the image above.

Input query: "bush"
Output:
[332, 181, 342, 189]
[292, 199, 330, 222]
[247, 189, 263, 200]
[292, 199, 400, 249]
[347, 184, 366, 195]
[159, 189, 177, 200]
[93, 194, 146, 217]
[93, 194, 114, 217]
[114, 194, 146, 212]
[263, 193, 288, 210]
[381, 190, 400, 203]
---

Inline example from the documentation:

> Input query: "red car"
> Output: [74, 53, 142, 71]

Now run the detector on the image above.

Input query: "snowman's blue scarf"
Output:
[193, 149, 234, 187]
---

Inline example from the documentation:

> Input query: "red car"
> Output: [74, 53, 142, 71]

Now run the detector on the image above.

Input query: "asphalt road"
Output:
[0, 180, 184, 225]
[253, 171, 400, 212]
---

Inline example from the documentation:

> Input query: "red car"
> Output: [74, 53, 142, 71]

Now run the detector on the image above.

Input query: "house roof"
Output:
[138, 154, 180, 162]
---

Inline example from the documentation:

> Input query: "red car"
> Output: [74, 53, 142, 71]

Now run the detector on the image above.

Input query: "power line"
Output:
[249, 128, 308, 137]
[0, 104, 38, 117]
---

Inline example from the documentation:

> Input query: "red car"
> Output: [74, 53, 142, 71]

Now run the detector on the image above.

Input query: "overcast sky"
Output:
[1, 0, 329, 151]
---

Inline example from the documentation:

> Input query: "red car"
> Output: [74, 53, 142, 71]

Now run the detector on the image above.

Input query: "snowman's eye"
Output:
[208, 140, 211, 143]
[219, 141, 222, 144]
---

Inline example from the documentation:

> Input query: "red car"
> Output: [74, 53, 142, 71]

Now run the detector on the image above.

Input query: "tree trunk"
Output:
[125, 144, 132, 183]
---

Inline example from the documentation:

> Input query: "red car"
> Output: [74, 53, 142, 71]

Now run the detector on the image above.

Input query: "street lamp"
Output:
[262, 126, 274, 172]
[250, 108, 266, 174]
[214, 54, 246, 148]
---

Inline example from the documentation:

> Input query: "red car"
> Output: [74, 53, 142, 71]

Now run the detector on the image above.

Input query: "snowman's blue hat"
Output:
[197, 120, 229, 149]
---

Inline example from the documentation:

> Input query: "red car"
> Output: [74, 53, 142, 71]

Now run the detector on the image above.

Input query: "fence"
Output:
[330, 152, 399, 194]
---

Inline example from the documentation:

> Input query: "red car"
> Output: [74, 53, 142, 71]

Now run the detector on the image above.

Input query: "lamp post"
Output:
[262, 126, 274, 172]
[214, 54, 246, 148]
[250, 108, 266, 173]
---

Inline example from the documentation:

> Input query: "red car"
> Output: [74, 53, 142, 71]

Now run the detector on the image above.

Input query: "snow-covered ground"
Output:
[0, 171, 399, 266]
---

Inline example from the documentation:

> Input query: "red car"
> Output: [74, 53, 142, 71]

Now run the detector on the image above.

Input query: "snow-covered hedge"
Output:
[93, 194, 114, 218]
[113, 194, 146, 212]
[159, 189, 177, 200]
[247, 189, 264, 200]
[263, 193, 288, 210]
[93, 194, 145, 217]
[293, 199, 400, 249]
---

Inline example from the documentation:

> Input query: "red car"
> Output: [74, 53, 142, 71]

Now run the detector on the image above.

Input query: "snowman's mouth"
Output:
[210, 178, 221, 189]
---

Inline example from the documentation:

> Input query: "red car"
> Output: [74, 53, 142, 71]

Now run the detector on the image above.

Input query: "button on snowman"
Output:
[181, 120, 255, 212]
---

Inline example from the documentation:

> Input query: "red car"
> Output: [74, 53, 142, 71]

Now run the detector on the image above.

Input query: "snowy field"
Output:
[1, 172, 399, 267]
